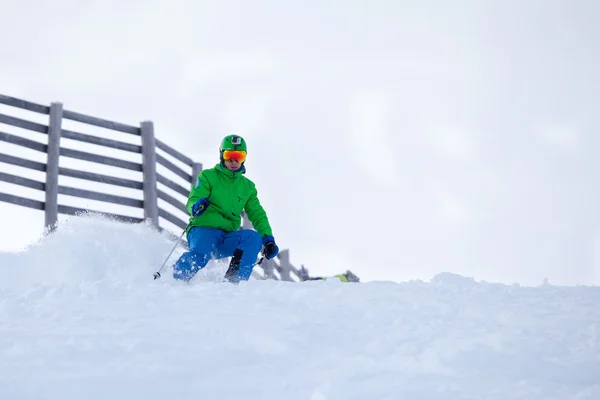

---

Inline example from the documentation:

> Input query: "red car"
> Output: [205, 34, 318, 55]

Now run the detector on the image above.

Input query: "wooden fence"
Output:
[0, 94, 303, 281]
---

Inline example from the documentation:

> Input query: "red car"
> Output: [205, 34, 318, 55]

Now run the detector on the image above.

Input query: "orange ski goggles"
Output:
[222, 150, 247, 163]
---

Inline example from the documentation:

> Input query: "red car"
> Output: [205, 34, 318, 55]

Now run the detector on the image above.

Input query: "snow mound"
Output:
[1, 213, 599, 399]
[0, 213, 192, 290]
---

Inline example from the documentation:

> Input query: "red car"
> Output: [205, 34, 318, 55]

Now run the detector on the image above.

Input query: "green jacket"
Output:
[186, 163, 272, 237]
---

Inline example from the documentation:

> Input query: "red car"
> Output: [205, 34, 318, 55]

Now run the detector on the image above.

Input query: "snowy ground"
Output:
[1, 214, 599, 400]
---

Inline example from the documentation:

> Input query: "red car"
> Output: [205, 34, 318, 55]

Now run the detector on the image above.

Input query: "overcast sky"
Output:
[1, 0, 599, 285]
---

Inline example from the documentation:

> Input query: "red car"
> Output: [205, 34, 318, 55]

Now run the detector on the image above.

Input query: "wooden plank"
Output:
[269, 266, 283, 281]
[45, 102, 62, 230]
[61, 128, 142, 153]
[271, 256, 300, 281]
[0, 130, 48, 153]
[156, 138, 194, 167]
[62, 109, 140, 135]
[60, 147, 143, 171]
[58, 185, 143, 208]
[156, 153, 192, 182]
[158, 207, 188, 230]
[157, 173, 189, 197]
[0, 95, 50, 114]
[260, 266, 281, 281]
[0, 171, 45, 191]
[157, 189, 187, 214]
[141, 121, 159, 226]
[0, 113, 48, 134]
[58, 204, 144, 224]
[0, 192, 44, 210]
[291, 265, 301, 278]
[251, 270, 264, 280]
[0, 152, 46, 171]
[58, 167, 143, 190]
[191, 162, 202, 188]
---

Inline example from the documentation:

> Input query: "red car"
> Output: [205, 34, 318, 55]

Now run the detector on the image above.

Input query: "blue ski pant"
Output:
[172, 226, 262, 282]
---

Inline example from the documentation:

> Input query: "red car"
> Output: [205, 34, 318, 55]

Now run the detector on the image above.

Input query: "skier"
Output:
[172, 134, 279, 283]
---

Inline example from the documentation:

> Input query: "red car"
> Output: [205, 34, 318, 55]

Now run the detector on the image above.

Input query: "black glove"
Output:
[262, 235, 279, 259]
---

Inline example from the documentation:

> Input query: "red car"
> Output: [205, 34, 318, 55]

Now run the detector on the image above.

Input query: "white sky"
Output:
[1, 0, 599, 285]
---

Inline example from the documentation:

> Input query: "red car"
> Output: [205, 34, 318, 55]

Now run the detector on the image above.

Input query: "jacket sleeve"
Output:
[245, 185, 273, 237]
[186, 171, 212, 215]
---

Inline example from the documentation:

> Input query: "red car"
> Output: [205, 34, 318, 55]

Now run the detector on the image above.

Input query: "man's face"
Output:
[224, 159, 241, 171]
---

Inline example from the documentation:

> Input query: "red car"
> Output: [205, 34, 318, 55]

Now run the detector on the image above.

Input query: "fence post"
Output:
[261, 258, 276, 280]
[191, 162, 202, 188]
[45, 102, 63, 231]
[277, 249, 292, 281]
[140, 121, 159, 227]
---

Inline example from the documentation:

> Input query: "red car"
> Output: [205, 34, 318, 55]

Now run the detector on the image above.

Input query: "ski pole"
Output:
[256, 251, 267, 266]
[153, 204, 205, 280]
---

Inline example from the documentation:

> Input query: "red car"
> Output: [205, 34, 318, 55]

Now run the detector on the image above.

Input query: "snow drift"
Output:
[1, 214, 599, 399]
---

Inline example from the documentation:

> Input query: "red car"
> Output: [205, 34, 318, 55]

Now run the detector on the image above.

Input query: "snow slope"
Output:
[1, 214, 599, 400]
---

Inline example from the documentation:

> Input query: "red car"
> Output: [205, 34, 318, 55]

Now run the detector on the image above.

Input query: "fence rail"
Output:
[0, 94, 303, 282]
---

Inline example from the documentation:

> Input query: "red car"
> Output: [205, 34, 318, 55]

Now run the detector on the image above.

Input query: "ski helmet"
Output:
[219, 134, 247, 153]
